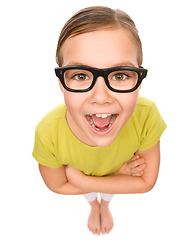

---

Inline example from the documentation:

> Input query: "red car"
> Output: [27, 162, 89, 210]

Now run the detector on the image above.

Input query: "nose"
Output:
[89, 76, 113, 105]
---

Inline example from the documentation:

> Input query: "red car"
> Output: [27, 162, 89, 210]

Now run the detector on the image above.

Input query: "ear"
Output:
[58, 78, 64, 93]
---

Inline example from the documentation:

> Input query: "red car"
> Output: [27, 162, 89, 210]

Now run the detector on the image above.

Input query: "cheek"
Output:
[63, 91, 76, 112]
[121, 91, 139, 113]
[63, 91, 86, 116]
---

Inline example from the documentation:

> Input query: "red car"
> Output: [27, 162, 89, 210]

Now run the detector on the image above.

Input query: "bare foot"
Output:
[87, 199, 101, 235]
[100, 199, 114, 234]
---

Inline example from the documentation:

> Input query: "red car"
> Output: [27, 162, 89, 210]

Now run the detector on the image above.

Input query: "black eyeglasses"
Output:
[55, 65, 148, 93]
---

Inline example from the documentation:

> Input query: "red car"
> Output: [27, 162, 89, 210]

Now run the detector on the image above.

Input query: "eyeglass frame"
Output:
[55, 65, 148, 93]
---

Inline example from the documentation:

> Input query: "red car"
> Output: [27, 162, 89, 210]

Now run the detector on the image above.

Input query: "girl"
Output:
[33, 6, 166, 235]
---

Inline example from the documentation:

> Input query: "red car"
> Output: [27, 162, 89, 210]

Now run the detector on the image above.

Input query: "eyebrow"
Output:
[65, 61, 137, 68]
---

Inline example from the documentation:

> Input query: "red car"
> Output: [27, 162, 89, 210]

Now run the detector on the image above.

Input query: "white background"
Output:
[1, 0, 196, 239]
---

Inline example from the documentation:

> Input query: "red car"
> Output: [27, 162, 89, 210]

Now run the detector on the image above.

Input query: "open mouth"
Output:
[86, 114, 117, 132]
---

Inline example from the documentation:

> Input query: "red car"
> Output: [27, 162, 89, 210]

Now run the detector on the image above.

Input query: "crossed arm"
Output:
[39, 141, 160, 195]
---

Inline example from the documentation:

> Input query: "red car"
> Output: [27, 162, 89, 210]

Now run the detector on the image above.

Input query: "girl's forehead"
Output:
[61, 28, 139, 68]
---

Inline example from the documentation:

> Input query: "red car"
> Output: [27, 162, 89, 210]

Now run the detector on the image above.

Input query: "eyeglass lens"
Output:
[63, 69, 138, 91]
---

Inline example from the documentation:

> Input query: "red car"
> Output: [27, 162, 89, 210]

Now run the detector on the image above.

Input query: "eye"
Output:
[74, 74, 89, 81]
[112, 73, 127, 81]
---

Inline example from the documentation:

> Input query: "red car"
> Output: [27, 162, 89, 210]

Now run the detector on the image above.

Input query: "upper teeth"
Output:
[95, 114, 112, 118]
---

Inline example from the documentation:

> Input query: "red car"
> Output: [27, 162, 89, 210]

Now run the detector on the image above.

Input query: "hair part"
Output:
[56, 6, 143, 67]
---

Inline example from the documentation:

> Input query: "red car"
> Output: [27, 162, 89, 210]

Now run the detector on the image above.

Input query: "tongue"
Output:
[91, 115, 112, 129]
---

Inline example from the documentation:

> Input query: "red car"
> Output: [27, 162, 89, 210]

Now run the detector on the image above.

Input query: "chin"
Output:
[92, 136, 116, 147]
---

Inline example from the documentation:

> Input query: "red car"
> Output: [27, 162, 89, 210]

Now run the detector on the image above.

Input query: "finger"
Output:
[130, 155, 140, 161]
[128, 158, 145, 169]
[132, 171, 144, 177]
[130, 163, 146, 174]
[126, 155, 140, 164]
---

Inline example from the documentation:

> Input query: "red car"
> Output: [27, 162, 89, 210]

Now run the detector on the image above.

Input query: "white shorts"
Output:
[84, 192, 114, 202]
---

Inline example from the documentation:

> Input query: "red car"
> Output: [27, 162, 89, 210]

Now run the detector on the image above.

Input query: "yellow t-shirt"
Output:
[32, 96, 166, 176]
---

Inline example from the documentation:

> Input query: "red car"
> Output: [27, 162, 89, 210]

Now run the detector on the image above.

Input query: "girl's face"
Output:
[59, 28, 141, 147]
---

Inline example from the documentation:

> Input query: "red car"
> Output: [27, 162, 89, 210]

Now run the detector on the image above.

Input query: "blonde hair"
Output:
[56, 6, 143, 67]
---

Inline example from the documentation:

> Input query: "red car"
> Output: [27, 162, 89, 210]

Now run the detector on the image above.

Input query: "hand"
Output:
[65, 166, 85, 187]
[113, 155, 146, 177]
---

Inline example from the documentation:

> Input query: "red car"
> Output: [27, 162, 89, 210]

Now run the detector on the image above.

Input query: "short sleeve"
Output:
[32, 130, 63, 168]
[138, 102, 167, 151]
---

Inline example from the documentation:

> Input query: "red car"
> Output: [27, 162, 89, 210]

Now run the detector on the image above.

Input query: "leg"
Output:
[84, 193, 101, 235]
[100, 193, 114, 234]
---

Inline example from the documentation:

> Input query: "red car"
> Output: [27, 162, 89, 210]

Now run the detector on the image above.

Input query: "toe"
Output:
[107, 225, 113, 233]
[89, 227, 95, 234]
[96, 229, 100, 235]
